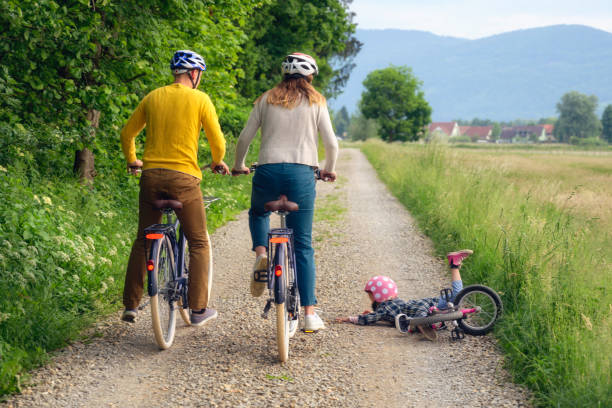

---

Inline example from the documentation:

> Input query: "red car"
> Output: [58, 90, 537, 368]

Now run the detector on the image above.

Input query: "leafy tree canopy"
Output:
[555, 91, 602, 143]
[236, 0, 361, 101]
[359, 65, 431, 142]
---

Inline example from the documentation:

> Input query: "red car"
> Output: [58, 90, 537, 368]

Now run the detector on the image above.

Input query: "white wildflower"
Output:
[33, 195, 41, 204]
[42, 196, 52, 205]
[0, 165, 7, 172]
[56, 251, 70, 262]
[98, 257, 112, 266]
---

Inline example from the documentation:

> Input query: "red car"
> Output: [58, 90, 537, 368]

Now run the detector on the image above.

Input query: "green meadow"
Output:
[360, 140, 612, 407]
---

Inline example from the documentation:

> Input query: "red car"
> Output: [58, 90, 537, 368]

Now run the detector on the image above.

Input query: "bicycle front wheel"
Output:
[150, 236, 178, 349]
[454, 285, 503, 336]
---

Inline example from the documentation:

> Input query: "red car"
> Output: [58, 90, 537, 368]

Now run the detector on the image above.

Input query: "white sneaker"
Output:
[303, 313, 325, 332]
[289, 319, 299, 338]
[251, 255, 267, 297]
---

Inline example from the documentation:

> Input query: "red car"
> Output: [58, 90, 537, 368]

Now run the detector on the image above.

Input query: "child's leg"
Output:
[437, 250, 472, 308]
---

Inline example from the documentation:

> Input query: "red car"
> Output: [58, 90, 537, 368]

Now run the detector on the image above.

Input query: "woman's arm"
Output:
[317, 103, 339, 173]
[233, 99, 263, 171]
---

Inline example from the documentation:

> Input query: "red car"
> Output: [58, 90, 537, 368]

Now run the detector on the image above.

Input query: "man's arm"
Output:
[200, 94, 226, 164]
[120, 101, 146, 164]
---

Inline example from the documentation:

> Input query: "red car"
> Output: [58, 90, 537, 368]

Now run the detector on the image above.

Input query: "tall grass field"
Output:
[360, 140, 611, 407]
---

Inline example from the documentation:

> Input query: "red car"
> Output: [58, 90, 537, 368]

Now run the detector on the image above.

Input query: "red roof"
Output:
[542, 124, 554, 135]
[428, 122, 457, 136]
[460, 126, 493, 139]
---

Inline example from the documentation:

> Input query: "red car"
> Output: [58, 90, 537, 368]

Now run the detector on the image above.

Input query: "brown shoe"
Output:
[447, 249, 473, 268]
[251, 255, 268, 297]
[417, 324, 438, 341]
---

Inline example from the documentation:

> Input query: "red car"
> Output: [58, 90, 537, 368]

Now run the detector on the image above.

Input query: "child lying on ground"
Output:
[335, 250, 473, 341]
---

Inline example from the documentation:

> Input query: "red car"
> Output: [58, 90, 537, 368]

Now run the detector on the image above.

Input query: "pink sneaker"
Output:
[447, 249, 473, 268]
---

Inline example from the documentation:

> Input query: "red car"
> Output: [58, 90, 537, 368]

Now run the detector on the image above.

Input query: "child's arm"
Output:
[336, 307, 388, 325]
[335, 310, 373, 324]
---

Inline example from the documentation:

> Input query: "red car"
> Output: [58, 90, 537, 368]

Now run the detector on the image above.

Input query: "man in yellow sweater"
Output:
[120, 50, 228, 326]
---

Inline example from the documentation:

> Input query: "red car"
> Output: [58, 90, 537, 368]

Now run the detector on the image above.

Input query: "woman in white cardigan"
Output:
[232, 53, 338, 331]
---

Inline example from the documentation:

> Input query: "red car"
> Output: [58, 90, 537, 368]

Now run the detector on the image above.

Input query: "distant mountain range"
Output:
[331, 25, 612, 121]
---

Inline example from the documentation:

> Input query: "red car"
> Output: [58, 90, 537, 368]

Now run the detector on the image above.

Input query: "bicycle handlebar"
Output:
[232, 164, 334, 181]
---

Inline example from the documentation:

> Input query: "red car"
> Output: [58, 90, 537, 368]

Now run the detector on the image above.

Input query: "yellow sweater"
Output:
[120, 83, 225, 179]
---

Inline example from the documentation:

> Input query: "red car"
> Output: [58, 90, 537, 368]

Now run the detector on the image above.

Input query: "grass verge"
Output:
[0, 152, 255, 396]
[359, 140, 611, 407]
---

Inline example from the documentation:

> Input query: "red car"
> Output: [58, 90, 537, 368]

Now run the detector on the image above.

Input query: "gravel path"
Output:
[3, 148, 531, 407]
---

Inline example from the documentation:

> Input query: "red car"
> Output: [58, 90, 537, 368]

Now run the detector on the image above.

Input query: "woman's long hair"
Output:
[262, 75, 326, 108]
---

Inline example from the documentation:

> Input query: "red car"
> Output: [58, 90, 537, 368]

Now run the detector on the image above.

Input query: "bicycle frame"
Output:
[144, 197, 219, 309]
[144, 211, 186, 305]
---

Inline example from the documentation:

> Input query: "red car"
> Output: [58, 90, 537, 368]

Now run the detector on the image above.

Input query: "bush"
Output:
[569, 136, 608, 147]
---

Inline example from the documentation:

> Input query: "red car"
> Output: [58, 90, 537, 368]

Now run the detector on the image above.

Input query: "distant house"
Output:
[459, 126, 493, 142]
[541, 124, 555, 142]
[428, 122, 460, 142]
[498, 126, 547, 143]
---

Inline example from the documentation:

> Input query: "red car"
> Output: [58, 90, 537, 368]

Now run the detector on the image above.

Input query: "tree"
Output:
[555, 91, 602, 143]
[0, 0, 265, 178]
[347, 113, 378, 141]
[333, 106, 350, 136]
[359, 65, 431, 142]
[236, 0, 361, 101]
[601, 105, 612, 143]
[491, 123, 501, 141]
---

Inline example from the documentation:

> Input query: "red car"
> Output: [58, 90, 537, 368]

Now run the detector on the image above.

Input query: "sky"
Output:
[349, 0, 612, 39]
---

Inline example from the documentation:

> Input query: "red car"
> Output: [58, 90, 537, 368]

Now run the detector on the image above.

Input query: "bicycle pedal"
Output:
[451, 327, 465, 341]
[302, 329, 318, 334]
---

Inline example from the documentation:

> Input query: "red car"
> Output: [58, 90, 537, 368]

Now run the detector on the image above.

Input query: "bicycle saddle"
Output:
[153, 199, 183, 211]
[264, 195, 299, 212]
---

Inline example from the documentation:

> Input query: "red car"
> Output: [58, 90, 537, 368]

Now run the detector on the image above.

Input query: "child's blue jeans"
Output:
[248, 163, 317, 306]
[436, 280, 463, 309]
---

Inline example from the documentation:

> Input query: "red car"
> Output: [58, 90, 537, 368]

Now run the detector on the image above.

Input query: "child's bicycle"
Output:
[395, 285, 503, 340]
[233, 164, 328, 362]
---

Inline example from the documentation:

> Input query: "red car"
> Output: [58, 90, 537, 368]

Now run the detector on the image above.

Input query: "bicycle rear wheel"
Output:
[150, 236, 178, 349]
[178, 237, 191, 325]
[454, 285, 503, 336]
[274, 243, 290, 362]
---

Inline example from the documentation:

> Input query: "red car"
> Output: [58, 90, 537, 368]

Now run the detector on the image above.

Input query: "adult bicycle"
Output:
[233, 165, 328, 362]
[143, 195, 220, 349]
[130, 164, 224, 349]
[395, 285, 503, 340]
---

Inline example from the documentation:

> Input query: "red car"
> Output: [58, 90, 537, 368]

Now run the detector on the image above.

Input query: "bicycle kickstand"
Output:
[451, 327, 465, 341]
[261, 299, 272, 319]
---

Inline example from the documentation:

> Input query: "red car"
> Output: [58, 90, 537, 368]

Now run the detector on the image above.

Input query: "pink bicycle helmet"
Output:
[364, 276, 398, 302]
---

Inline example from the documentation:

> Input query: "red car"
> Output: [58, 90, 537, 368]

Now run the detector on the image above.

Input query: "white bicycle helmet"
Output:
[170, 50, 206, 74]
[281, 52, 319, 77]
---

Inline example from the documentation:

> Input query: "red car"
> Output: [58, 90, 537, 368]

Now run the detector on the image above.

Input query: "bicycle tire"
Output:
[178, 237, 190, 325]
[150, 236, 178, 349]
[454, 284, 502, 336]
[274, 243, 290, 362]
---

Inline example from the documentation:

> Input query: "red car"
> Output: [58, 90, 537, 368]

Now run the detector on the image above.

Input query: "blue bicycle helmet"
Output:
[170, 50, 206, 74]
